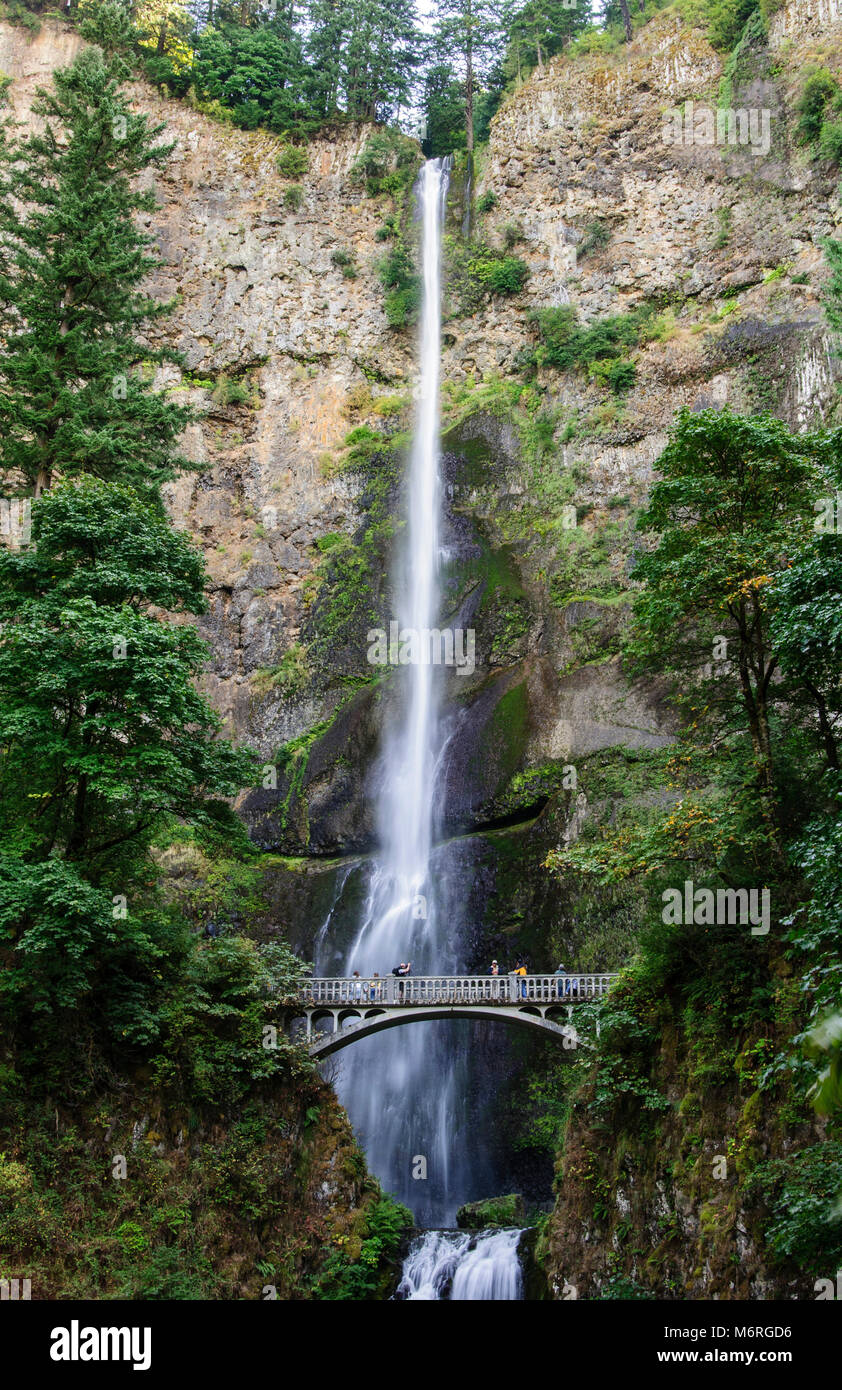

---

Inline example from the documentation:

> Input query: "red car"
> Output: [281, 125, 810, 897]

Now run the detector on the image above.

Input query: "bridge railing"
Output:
[300, 973, 617, 1007]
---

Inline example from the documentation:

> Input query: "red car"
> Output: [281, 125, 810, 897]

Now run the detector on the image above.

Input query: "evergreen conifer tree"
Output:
[0, 34, 196, 499]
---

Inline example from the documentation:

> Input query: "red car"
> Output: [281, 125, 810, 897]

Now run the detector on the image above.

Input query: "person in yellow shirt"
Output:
[513, 959, 528, 1000]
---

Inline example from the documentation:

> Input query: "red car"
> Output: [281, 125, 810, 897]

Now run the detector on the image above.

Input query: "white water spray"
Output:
[397, 1228, 525, 1301]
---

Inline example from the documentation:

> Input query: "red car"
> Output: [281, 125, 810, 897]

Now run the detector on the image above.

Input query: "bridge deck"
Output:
[301, 972, 616, 1008]
[296, 976, 618, 1056]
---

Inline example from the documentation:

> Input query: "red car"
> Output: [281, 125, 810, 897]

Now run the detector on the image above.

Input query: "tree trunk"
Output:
[618, 0, 633, 41]
[465, 37, 474, 155]
[803, 678, 840, 771]
[735, 600, 785, 861]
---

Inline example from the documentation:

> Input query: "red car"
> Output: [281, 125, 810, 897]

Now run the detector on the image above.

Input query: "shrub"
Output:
[212, 373, 253, 407]
[477, 190, 498, 214]
[378, 245, 420, 327]
[277, 145, 308, 179]
[577, 219, 611, 260]
[313, 1197, 413, 1300]
[796, 69, 839, 143]
[521, 303, 655, 376]
[450, 241, 530, 312]
[283, 185, 304, 211]
[500, 221, 524, 250]
[596, 358, 637, 395]
[331, 248, 357, 279]
[819, 121, 842, 165]
[471, 252, 529, 296]
[350, 130, 418, 196]
[750, 1142, 842, 1274]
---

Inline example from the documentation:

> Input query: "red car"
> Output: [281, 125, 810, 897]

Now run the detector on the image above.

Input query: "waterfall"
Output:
[397, 1229, 525, 1301]
[316, 157, 470, 1226]
[346, 155, 450, 972]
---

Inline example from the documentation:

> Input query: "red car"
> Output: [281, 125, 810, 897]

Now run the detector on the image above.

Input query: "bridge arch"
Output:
[306, 1004, 580, 1058]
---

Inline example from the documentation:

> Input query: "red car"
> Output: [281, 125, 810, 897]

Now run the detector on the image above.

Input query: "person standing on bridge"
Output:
[392, 961, 411, 1000]
[514, 959, 528, 999]
[488, 960, 499, 976]
[554, 963, 570, 998]
[352, 970, 363, 1001]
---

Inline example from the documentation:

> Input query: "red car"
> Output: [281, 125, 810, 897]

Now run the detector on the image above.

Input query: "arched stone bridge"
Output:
[297, 974, 618, 1058]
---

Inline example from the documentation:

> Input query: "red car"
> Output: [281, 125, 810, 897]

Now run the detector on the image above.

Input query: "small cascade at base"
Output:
[396, 1228, 525, 1301]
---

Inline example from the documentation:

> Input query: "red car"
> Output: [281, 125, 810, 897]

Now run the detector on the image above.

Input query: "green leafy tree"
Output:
[626, 408, 838, 842]
[422, 62, 468, 157]
[769, 537, 842, 771]
[193, 17, 314, 131]
[824, 236, 842, 333]
[0, 43, 194, 499]
[306, 0, 420, 122]
[0, 478, 255, 878]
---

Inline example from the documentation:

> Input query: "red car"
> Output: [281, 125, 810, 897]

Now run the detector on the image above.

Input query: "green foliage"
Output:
[277, 144, 309, 179]
[148, 936, 312, 1105]
[252, 644, 310, 699]
[625, 407, 839, 828]
[819, 121, 842, 164]
[378, 243, 421, 327]
[447, 236, 529, 313]
[283, 184, 304, 211]
[331, 248, 357, 279]
[796, 68, 840, 144]
[212, 373, 255, 407]
[349, 129, 419, 197]
[191, 22, 315, 135]
[577, 219, 611, 260]
[520, 302, 656, 377]
[749, 1143, 842, 1274]
[0, 46, 195, 499]
[791, 67, 842, 166]
[824, 237, 842, 333]
[0, 479, 257, 1059]
[421, 62, 468, 158]
[592, 357, 637, 395]
[595, 1273, 655, 1299]
[313, 1197, 413, 1299]
[714, 206, 732, 249]
[477, 190, 498, 214]
[703, 0, 763, 51]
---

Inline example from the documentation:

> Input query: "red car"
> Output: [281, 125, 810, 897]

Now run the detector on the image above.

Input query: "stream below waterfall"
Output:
[396, 1228, 525, 1301]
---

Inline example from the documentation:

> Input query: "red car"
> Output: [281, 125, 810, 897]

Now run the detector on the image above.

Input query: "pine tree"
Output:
[0, 38, 196, 500]
[502, 0, 592, 82]
[307, 0, 419, 122]
[431, 0, 502, 157]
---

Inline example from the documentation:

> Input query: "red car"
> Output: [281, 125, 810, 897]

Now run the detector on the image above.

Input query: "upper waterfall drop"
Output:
[344, 155, 452, 977]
